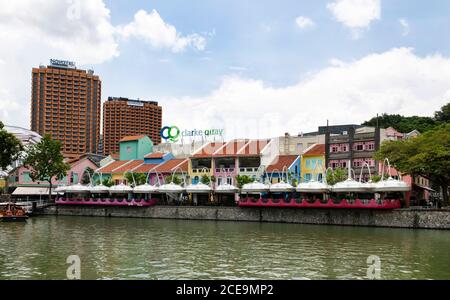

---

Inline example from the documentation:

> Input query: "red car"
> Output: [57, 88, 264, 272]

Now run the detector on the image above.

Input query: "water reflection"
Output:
[0, 216, 449, 279]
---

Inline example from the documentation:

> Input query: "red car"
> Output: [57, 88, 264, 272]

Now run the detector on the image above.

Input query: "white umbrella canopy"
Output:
[269, 181, 295, 192]
[65, 183, 91, 193]
[332, 179, 368, 193]
[133, 183, 158, 193]
[109, 183, 133, 194]
[296, 180, 331, 193]
[374, 177, 410, 192]
[158, 182, 185, 193]
[90, 184, 110, 193]
[185, 182, 212, 194]
[241, 181, 270, 193]
[215, 183, 239, 193]
[54, 185, 68, 193]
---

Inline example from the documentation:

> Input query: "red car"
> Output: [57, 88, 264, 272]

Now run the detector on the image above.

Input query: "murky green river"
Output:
[0, 216, 449, 280]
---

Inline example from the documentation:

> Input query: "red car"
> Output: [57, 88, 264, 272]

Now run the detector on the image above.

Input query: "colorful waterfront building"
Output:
[8, 153, 102, 197]
[264, 155, 301, 184]
[188, 139, 276, 186]
[119, 135, 153, 161]
[189, 142, 226, 184]
[301, 144, 325, 182]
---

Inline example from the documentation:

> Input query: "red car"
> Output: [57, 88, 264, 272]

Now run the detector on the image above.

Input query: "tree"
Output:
[165, 174, 182, 185]
[326, 167, 347, 185]
[124, 172, 147, 186]
[375, 124, 450, 205]
[23, 134, 70, 201]
[363, 113, 437, 133]
[0, 121, 23, 170]
[200, 174, 211, 185]
[434, 102, 450, 123]
[371, 175, 382, 183]
[235, 175, 254, 188]
[102, 178, 113, 187]
[81, 167, 94, 185]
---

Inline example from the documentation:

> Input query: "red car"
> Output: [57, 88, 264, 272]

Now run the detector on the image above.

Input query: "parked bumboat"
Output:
[56, 182, 159, 207]
[0, 203, 29, 222]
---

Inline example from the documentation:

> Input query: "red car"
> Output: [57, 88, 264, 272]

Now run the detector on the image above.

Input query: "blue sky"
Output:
[0, 0, 450, 138]
[94, 0, 450, 99]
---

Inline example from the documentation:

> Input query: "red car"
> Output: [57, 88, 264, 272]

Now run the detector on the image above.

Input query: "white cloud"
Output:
[228, 66, 247, 71]
[295, 16, 315, 29]
[0, 0, 120, 128]
[0, 0, 119, 64]
[117, 9, 206, 52]
[162, 48, 450, 139]
[0, 1, 209, 128]
[327, 0, 380, 38]
[399, 18, 410, 36]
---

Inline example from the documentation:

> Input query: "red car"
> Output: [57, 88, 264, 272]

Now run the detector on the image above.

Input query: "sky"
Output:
[0, 0, 450, 140]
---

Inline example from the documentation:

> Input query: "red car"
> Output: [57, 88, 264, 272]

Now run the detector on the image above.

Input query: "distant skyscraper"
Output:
[30, 59, 101, 158]
[103, 97, 162, 155]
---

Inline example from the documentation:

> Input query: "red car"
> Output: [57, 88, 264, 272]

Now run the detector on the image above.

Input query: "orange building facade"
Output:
[30, 60, 101, 158]
[102, 97, 162, 155]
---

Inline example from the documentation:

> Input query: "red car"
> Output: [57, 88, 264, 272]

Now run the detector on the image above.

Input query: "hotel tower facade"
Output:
[102, 97, 162, 155]
[30, 59, 101, 158]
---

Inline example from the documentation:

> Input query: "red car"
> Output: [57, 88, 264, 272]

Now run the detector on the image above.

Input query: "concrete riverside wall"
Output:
[38, 205, 450, 229]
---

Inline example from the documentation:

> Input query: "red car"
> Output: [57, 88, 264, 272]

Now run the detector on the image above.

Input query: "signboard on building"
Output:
[127, 100, 144, 107]
[50, 59, 76, 69]
[160, 126, 224, 143]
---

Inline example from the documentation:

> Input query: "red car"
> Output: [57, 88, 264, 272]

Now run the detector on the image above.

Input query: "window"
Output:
[331, 146, 339, 153]
[306, 159, 311, 168]
[330, 161, 339, 168]
[304, 173, 312, 182]
[341, 145, 348, 152]
[356, 144, 364, 151]
[317, 173, 323, 182]
[341, 161, 347, 168]
[367, 143, 375, 150]
[353, 160, 363, 167]
[72, 173, 78, 184]
[23, 172, 32, 182]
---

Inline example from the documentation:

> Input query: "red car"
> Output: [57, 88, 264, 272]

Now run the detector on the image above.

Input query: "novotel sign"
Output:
[160, 126, 224, 142]
[50, 59, 76, 68]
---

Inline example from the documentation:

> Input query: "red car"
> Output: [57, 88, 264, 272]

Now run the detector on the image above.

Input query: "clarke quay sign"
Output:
[160, 126, 224, 142]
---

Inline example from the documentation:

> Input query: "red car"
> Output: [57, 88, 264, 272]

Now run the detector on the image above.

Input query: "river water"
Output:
[0, 216, 449, 280]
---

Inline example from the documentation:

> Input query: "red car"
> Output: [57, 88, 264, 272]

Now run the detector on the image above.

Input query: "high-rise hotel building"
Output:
[30, 59, 101, 158]
[103, 97, 162, 155]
